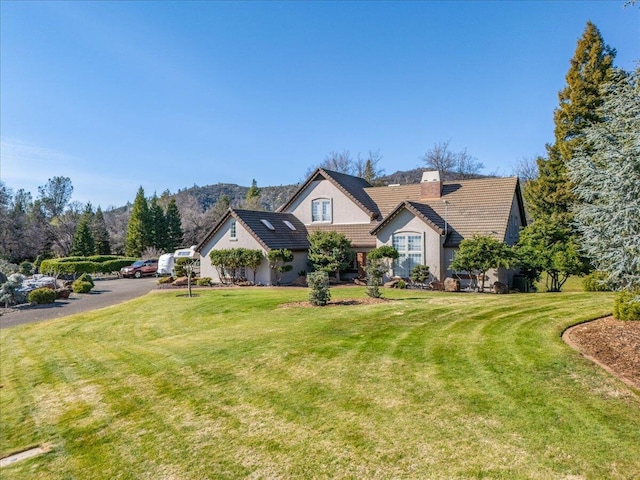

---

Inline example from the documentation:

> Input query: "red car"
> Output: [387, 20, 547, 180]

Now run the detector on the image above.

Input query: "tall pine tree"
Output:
[525, 21, 615, 223]
[165, 198, 183, 251]
[125, 187, 151, 257]
[71, 210, 95, 257]
[92, 206, 111, 255]
[149, 194, 168, 252]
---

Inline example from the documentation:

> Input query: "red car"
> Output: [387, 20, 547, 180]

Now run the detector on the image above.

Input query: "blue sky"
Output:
[1, 1, 638, 209]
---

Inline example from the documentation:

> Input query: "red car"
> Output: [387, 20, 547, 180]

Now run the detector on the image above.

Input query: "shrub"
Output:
[307, 271, 330, 306]
[366, 246, 399, 299]
[613, 291, 640, 321]
[267, 249, 293, 285]
[396, 279, 407, 289]
[101, 258, 137, 274]
[0, 275, 27, 307]
[410, 265, 430, 284]
[0, 259, 18, 276]
[19, 261, 34, 276]
[196, 277, 212, 286]
[582, 271, 612, 292]
[28, 287, 56, 304]
[157, 276, 174, 285]
[72, 280, 93, 294]
[78, 273, 94, 287]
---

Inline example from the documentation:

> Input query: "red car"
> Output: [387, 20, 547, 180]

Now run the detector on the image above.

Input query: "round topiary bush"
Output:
[28, 287, 56, 305]
[77, 272, 95, 287]
[196, 277, 212, 286]
[72, 280, 93, 294]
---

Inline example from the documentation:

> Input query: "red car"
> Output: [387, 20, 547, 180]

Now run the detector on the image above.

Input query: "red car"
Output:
[120, 259, 158, 278]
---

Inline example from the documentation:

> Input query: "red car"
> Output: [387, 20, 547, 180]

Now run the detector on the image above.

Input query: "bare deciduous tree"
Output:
[456, 148, 484, 178]
[420, 141, 457, 179]
[512, 157, 540, 184]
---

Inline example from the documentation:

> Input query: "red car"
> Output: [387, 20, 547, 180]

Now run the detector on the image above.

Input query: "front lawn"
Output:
[1, 288, 638, 478]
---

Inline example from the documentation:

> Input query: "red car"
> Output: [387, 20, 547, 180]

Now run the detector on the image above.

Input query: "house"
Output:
[196, 168, 527, 287]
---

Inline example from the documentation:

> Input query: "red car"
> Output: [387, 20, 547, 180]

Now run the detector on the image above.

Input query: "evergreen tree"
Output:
[568, 68, 640, 291]
[149, 194, 168, 251]
[211, 194, 231, 221]
[307, 231, 354, 281]
[125, 187, 151, 257]
[244, 179, 262, 210]
[92, 206, 111, 255]
[71, 212, 95, 257]
[525, 21, 615, 222]
[165, 198, 183, 251]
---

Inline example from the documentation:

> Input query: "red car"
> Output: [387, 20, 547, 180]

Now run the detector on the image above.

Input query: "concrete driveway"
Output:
[0, 277, 158, 329]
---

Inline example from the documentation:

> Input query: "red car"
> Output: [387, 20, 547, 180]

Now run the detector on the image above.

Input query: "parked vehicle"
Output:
[155, 247, 200, 277]
[120, 259, 158, 278]
[157, 253, 175, 276]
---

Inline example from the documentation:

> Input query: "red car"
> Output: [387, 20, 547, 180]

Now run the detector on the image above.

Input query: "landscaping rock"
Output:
[384, 279, 401, 288]
[444, 277, 460, 292]
[55, 288, 71, 299]
[172, 276, 189, 286]
[493, 281, 509, 294]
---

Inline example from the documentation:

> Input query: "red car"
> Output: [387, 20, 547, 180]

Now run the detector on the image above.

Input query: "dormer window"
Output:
[230, 219, 237, 240]
[312, 199, 331, 223]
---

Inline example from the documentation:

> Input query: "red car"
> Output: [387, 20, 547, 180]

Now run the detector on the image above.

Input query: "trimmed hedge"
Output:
[40, 257, 137, 276]
[28, 287, 56, 304]
[613, 291, 640, 321]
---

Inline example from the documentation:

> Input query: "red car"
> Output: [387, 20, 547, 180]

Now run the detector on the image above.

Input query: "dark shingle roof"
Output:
[196, 209, 309, 252]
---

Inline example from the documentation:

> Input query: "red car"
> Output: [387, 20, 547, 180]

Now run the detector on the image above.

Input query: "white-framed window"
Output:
[311, 198, 332, 223]
[392, 233, 423, 277]
[230, 219, 237, 240]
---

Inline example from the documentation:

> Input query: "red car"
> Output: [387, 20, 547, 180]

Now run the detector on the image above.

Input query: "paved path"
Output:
[0, 277, 157, 329]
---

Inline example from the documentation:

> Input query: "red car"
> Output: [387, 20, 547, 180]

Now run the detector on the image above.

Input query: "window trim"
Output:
[311, 198, 332, 223]
[230, 219, 237, 241]
[392, 231, 424, 278]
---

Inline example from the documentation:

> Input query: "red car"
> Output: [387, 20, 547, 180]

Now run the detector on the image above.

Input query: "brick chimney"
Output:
[420, 170, 442, 199]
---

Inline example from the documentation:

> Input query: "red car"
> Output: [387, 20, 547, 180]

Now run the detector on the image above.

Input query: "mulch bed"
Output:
[564, 316, 640, 390]
[279, 297, 392, 308]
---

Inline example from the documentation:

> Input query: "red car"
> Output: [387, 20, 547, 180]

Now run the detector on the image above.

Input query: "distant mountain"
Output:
[173, 182, 300, 212]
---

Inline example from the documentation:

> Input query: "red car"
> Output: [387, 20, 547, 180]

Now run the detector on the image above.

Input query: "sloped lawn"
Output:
[1, 288, 638, 479]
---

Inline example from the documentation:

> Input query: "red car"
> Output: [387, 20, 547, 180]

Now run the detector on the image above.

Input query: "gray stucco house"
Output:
[196, 168, 527, 287]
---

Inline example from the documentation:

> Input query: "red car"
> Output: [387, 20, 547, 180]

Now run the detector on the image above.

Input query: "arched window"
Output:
[230, 219, 237, 239]
[311, 198, 331, 223]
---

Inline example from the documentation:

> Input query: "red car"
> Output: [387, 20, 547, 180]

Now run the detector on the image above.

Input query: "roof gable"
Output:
[371, 201, 445, 236]
[278, 168, 380, 220]
[196, 209, 309, 252]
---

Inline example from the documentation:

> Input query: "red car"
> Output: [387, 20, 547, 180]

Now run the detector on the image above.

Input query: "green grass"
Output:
[1, 287, 638, 479]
